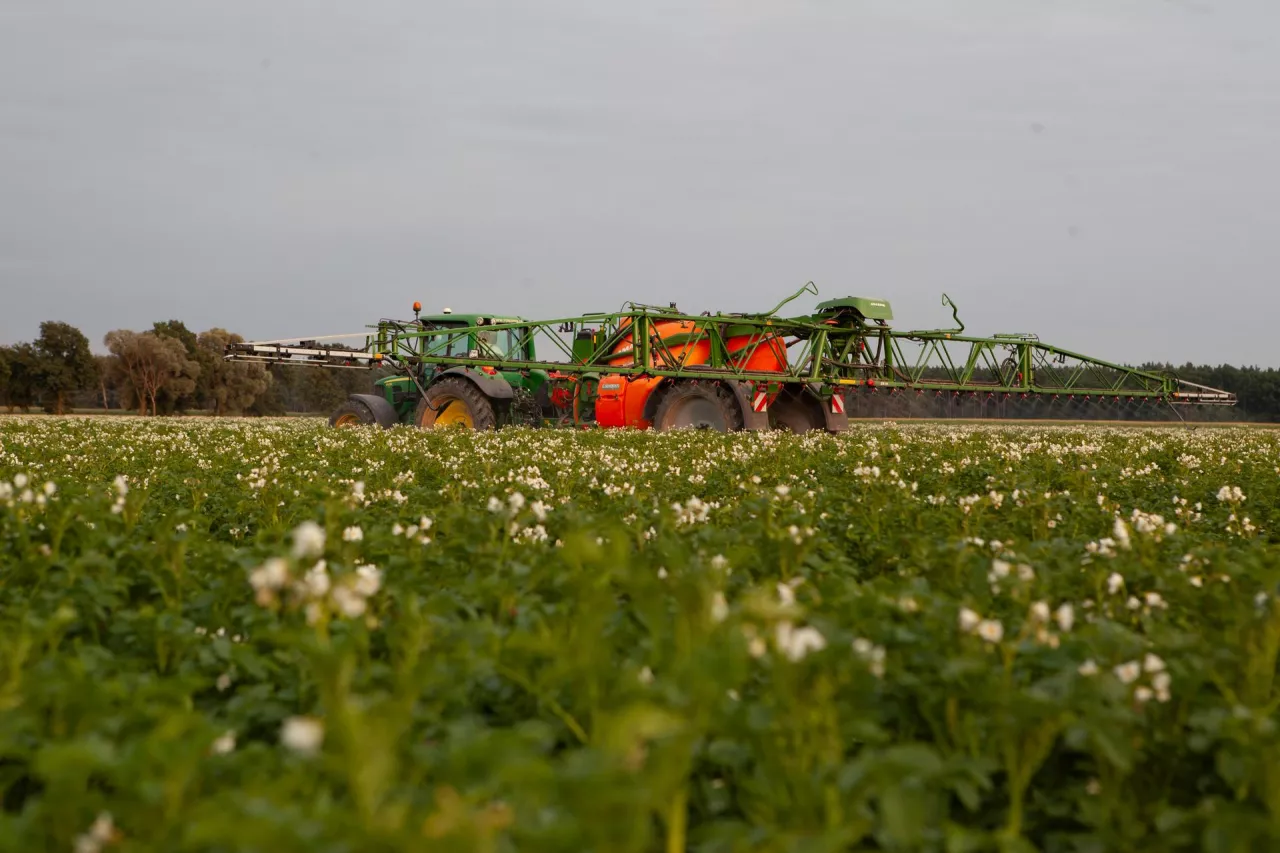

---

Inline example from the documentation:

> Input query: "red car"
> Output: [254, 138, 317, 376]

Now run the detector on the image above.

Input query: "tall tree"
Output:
[33, 321, 97, 414]
[104, 330, 202, 416]
[152, 320, 202, 413]
[0, 349, 9, 403]
[92, 354, 121, 409]
[1, 343, 42, 413]
[196, 328, 272, 415]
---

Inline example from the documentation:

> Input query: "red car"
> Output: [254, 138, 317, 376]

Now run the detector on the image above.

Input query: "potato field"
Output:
[1, 416, 1279, 853]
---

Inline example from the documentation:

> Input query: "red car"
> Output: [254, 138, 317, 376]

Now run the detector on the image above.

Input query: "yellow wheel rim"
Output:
[432, 396, 475, 428]
[333, 413, 361, 427]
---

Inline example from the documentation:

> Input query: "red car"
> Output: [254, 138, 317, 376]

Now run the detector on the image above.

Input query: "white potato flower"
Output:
[211, 730, 236, 755]
[775, 622, 826, 661]
[250, 558, 290, 593]
[976, 620, 1004, 643]
[291, 521, 325, 559]
[710, 592, 729, 623]
[1114, 661, 1141, 684]
[281, 716, 325, 754]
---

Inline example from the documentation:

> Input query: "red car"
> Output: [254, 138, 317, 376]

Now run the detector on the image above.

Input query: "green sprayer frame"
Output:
[356, 296, 1230, 405]
[226, 285, 1235, 423]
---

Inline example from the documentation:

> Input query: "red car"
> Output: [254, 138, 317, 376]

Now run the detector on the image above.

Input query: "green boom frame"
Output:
[226, 285, 1235, 415]
[344, 291, 1232, 406]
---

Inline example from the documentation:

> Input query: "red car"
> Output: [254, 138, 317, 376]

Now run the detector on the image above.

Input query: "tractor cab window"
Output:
[474, 328, 527, 360]
[418, 323, 467, 359]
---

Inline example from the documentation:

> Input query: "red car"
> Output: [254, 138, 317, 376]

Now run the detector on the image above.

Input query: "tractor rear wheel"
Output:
[328, 399, 377, 428]
[414, 377, 497, 430]
[652, 382, 743, 433]
[769, 391, 823, 433]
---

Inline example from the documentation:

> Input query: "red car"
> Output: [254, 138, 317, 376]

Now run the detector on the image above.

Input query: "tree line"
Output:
[1138, 363, 1280, 423]
[0, 320, 372, 416]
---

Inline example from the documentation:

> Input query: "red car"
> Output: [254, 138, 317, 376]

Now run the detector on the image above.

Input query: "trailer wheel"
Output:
[653, 382, 743, 433]
[329, 399, 377, 428]
[415, 376, 497, 430]
[769, 391, 823, 433]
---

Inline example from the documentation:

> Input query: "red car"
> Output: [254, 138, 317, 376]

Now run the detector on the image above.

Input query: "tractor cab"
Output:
[411, 312, 534, 362]
[410, 315, 497, 357]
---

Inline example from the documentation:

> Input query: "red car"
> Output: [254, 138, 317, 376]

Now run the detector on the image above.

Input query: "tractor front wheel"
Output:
[652, 382, 743, 433]
[414, 377, 497, 430]
[328, 399, 377, 428]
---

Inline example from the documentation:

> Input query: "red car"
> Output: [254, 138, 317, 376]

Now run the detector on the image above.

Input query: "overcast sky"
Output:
[2, 0, 1277, 365]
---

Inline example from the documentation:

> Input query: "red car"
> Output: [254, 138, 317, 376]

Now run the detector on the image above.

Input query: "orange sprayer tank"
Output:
[725, 332, 788, 373]
[594, 319, 789, 428]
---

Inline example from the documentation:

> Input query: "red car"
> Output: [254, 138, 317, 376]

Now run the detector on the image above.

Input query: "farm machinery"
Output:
[224, 284, 1236, 431]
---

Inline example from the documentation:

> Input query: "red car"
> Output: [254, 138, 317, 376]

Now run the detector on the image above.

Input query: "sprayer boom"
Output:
[225, 286, 1237, 430]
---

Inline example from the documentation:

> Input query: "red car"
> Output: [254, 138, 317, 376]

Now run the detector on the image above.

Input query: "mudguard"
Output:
[807, 382, 849, 433]
[437, 366, 514, 400]
[640, 379, 670, 424]
[349, 393, 399, 429]
[726, 380, 770, 432]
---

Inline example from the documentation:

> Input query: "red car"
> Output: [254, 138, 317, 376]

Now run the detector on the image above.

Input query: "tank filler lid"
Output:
[815, 297, 893, 321]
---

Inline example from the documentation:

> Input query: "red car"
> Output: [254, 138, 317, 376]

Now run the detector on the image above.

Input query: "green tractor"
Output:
[325, 310, 565, 430]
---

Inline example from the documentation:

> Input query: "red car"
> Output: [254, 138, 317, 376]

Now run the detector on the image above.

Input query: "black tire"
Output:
[328, 399, 377, 428]
[414, 376, 497, 430]
[652, 381, 744, 433]
[769, 390, 823, 433]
